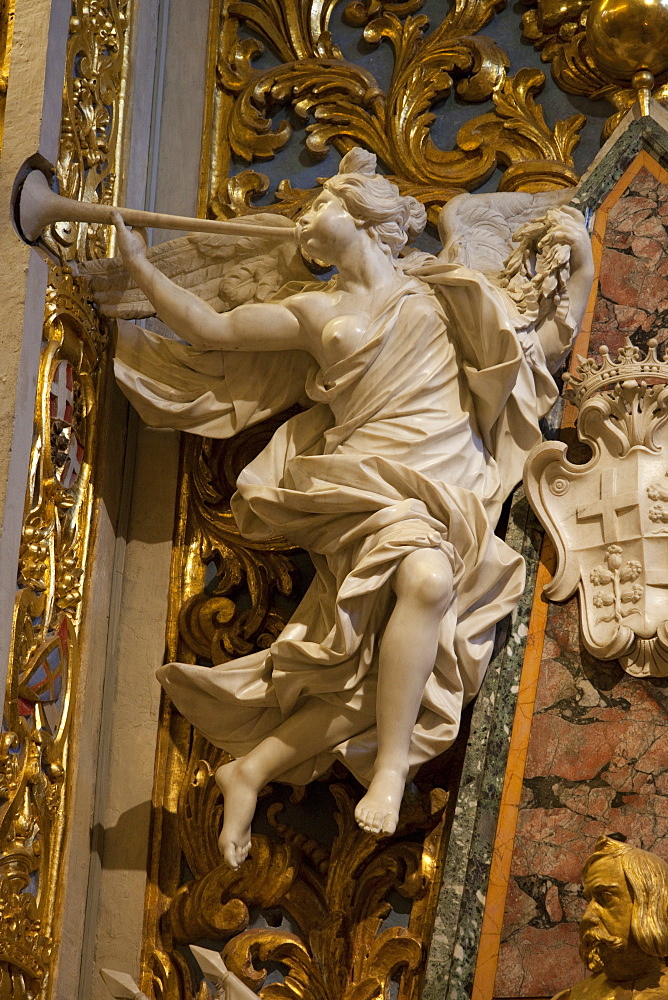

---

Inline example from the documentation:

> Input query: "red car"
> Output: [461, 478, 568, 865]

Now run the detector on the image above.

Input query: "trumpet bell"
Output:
[17, 168, 64, 243]
[12, 153, 297, 249]
[11, 154, 59, 247]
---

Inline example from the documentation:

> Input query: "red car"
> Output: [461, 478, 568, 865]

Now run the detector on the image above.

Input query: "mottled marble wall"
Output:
[492, 160, 668, 998]
[590, 165, 668, 356]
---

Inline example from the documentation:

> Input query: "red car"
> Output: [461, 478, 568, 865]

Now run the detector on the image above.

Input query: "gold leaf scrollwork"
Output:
[179, 425, 304, 664]
[45, 0, 130, 261]
[212, 0, 585, 223]
[522, 0, 668, 139]
[2, 268, 103, 999]
[457, 67, 584, 189]
[2, 0, 130, 991]
[342, 0, 426, 27]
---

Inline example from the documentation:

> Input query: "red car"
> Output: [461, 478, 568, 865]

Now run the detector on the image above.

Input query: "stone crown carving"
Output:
[563, 338, 668, 408]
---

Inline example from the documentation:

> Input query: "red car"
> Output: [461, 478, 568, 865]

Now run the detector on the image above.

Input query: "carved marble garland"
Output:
[526, 339, 668, 677]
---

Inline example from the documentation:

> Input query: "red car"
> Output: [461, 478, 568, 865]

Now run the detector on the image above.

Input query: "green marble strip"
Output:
[575, 116, 668, 213]
[422, 486, 545, 1000]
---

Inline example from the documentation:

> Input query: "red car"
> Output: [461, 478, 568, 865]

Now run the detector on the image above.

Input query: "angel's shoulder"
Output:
[281, 288, 337, 327]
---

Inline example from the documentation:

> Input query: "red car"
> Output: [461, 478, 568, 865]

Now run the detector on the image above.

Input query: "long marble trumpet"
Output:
[13, 162, 296, 245]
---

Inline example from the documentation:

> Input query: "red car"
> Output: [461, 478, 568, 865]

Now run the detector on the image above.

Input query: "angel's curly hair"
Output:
[324, 148, 426, 258]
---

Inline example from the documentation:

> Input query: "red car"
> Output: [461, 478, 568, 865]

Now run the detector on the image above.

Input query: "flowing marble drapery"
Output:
[116, 264, 568, 785]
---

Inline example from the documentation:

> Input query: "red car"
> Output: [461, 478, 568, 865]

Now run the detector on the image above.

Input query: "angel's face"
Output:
[297, 190, 364, 266]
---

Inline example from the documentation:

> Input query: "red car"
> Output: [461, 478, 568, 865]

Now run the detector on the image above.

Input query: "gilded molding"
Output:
[2, 1, 131, 996]
[522, 0, 668, 139]
[46, 0, 130, 261]
[4, 269, 105, 1000]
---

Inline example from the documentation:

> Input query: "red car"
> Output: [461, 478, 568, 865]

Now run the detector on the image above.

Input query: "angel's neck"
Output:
[335, 243, 398, 296]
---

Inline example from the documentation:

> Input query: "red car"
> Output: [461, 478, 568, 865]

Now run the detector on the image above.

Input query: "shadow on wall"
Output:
[92, 800, 153, 871]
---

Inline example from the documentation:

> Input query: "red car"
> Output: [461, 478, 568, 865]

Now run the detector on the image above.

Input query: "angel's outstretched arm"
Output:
[534, 207, 594, 370]
[112, 213, 302, 351]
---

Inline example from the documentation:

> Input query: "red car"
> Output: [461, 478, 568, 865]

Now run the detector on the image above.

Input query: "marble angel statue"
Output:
[84, 148, 593, 869]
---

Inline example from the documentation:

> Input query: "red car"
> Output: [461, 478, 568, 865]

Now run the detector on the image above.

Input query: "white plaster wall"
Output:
[76, 0, 211, 995]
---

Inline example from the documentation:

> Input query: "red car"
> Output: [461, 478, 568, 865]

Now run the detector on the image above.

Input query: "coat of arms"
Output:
[525, 339, 668, 677]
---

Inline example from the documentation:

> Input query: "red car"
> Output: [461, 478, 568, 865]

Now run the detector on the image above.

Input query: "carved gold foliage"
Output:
[210, 0, 585, 222]
[2, 1, 130, 996]
[3, 269, 106, 1000]
[46, 0, 130, 261]
[0, 0, 14, 156]
[522, 0, 668, 139]
[178, 426, 305, 664]
[162, 744, 447, 1000]
[457, 67, 584, 189]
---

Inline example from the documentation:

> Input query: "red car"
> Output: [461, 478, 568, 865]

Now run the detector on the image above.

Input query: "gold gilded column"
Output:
[1, 2, 131, 998]
[0, 0, 14, 156]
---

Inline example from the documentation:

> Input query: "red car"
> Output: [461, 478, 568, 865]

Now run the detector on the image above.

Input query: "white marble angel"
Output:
[85, 148, 593, 869]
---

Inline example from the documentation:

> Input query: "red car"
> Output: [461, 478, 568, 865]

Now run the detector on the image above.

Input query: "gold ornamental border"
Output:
[1, 1, 132, 997]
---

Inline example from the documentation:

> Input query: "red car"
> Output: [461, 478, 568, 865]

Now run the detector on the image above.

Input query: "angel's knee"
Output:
[393, 549, 453, 612]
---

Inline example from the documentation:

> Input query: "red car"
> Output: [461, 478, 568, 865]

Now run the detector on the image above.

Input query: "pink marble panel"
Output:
[493, 166, 668, 998]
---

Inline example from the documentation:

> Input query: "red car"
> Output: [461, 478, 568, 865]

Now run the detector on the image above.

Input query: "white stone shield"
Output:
[525, 380, 668, 677]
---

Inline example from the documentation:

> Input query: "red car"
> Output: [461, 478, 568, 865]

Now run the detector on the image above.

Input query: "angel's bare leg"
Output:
[215, 699, 367, 869]
[355, 549, 453, 836]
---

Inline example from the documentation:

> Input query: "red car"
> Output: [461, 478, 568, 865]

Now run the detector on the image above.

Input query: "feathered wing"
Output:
[79, 212, 314, 319]
[437, 189, 573, 280]
[437, 188, 587, 372]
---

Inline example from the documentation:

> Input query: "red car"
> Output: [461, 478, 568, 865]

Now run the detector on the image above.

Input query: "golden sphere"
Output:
[586, 0, 668, 80]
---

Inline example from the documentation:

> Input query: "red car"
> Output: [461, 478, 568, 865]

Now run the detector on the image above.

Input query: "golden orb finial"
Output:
[586, 0, 668, 112]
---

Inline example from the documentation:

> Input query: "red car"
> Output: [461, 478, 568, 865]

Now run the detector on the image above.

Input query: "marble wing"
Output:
[437, 188, 573, 279]
[437, 189, 587, 325]
[79, 213, 312, 319]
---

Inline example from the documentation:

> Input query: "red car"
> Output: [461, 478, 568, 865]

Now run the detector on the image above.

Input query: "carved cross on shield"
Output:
[525, 350, 668, 678]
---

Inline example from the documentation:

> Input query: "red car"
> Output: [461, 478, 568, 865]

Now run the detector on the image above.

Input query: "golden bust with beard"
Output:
[552, 837, 668, 1000]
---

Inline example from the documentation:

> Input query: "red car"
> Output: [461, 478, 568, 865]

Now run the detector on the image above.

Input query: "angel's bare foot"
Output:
[354, 766, 408, 836]
[215, 758, 260, 869]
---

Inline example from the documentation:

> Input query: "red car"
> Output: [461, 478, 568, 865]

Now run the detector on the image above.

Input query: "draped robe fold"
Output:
[115, 263, 565, 786]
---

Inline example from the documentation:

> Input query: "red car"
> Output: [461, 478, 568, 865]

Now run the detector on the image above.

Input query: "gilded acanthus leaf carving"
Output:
[522, 0, 668, 139]
[342, 0, 425, 27]
[2, 269, 108, 1000]
[457, 67, 584, 189]
[45, 0, 130, 261]
[2, 3, 130, 996]
[211, 0, 585, 220]
[178, 428, 306, 664]
[166, 751, 446, 1000]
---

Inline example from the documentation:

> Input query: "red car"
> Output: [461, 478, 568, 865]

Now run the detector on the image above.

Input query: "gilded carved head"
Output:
[580, 836, 668, 976]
